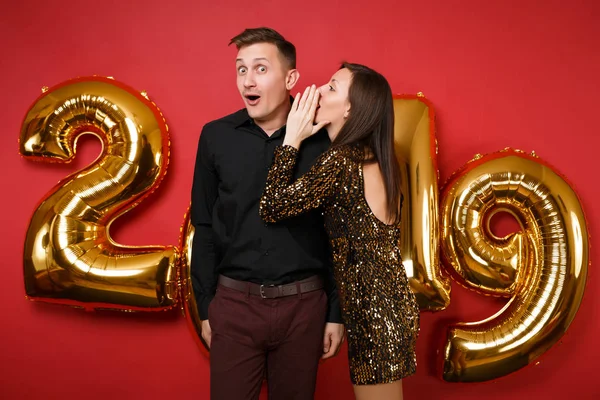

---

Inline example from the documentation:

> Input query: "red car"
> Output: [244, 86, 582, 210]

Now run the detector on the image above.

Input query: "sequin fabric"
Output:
[260, 144, 420, 385]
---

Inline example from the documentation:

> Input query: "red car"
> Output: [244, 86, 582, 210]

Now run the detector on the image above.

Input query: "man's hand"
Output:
[322, 322, 345, 359]
[201, 319, 212, 348]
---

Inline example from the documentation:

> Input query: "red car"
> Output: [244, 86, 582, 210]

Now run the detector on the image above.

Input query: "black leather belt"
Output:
[218, 275, 324, 299]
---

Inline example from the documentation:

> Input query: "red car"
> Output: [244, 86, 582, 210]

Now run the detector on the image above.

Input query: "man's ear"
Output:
[286, 69, 300, 90]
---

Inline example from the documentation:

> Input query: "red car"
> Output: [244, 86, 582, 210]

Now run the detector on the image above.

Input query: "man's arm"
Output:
[324, 264, 343, 324]
[322, 257, 344, 359]
[190, 126, 219, 323]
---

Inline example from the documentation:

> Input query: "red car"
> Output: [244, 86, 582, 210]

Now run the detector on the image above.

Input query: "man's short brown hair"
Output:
[229, 27, 296, 69]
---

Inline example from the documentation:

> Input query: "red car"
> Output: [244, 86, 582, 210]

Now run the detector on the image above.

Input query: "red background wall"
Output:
[1, 1, 599, 398]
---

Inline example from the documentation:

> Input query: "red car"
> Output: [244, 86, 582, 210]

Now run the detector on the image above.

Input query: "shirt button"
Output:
[264, 251, 269, 256]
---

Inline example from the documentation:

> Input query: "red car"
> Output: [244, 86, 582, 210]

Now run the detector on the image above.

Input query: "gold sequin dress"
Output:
[260, 144, 420, 385]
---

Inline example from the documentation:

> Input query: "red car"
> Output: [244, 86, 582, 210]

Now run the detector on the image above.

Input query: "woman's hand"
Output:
[284, 85, 330, 148]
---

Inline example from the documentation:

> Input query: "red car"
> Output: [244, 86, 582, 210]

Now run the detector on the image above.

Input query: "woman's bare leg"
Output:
[353, 379, 403, 400]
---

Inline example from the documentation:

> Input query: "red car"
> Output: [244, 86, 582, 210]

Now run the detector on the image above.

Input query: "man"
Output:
[190, 27, 344, 400]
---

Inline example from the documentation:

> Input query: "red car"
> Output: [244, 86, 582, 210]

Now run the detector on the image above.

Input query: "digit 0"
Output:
[392, 95, 451, 311]
[179, 95, 454, 354]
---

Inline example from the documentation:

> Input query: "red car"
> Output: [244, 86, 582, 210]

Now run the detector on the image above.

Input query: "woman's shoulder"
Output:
[319, 144, 362, 164]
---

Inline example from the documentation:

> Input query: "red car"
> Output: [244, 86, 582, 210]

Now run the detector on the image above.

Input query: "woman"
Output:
[259, 63, 420, 400]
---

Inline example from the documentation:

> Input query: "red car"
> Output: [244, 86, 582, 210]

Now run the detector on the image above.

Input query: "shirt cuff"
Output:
[326, 299, 344, 324]
[197, 294, 214, 320]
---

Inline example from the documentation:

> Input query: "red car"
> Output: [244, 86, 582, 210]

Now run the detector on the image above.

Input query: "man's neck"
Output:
[253, 102, 291, 136]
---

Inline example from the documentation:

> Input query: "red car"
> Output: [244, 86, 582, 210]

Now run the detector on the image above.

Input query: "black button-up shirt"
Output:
[190, 107, 341, 323]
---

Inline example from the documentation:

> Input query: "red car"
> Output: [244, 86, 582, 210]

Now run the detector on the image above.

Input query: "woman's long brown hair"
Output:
[331, 62, 402, 224]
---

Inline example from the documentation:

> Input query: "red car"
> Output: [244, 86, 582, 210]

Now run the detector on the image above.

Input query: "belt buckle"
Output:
[260, 284, 275, 299]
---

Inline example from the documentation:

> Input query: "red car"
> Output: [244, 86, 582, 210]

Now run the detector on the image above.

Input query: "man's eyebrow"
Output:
[236, 57, 270, 63]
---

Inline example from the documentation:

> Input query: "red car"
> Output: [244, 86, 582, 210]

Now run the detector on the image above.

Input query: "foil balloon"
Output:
[179, 95, 453, 348]
[179, 207, 210, 356]
[20, 76, 178, 311]
[393, 95, 451, 311]
[439, 148, 588, 382]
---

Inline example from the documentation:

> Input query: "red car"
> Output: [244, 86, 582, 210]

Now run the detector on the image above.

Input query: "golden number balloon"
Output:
[20, 76, 178, 311]
[179, 207, 210, 356]
[19, 79, 589, 383]
[393, 95, 451, 311]
[179, 95, 453, 354]
[439, 148, 589, 382]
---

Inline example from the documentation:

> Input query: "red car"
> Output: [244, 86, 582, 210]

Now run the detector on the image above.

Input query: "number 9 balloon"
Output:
[20, 76, 178, 311]
[439, 149, 589, 382]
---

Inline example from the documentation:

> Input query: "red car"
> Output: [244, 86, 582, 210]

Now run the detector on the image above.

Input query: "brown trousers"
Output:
[209, 283, 327, 400]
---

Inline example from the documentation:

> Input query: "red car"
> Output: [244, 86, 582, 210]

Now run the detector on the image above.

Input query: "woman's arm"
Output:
[260, 145, 344, 222]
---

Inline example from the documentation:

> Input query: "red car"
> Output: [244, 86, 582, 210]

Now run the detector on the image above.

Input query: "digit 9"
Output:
[439, 149, 588, 382]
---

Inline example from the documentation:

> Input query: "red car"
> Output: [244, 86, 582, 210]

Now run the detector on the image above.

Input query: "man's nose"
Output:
[244, 72, 256, 87]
